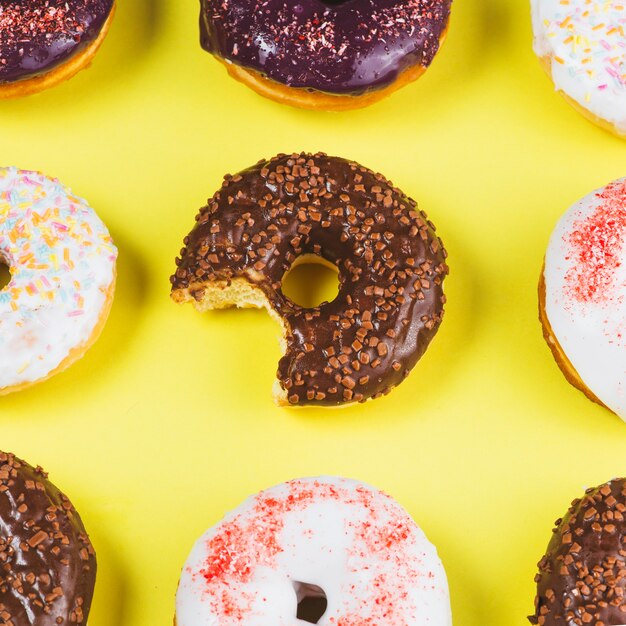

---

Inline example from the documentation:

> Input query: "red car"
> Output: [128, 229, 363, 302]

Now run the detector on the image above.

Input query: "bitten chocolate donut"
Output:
[0, 451, 96, 625]
[171, 153, 448, 407]
[530, 477, 626, 625]
[539, 178, 626, 420]
[200, 0, 451, 110]
[0, 1, 115, 99]
[176, 476, 452, 626]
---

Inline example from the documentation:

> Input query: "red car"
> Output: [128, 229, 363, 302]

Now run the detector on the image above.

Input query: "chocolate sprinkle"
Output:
[530, 478, 626, 625]
[0, 451, 96, 625]
[200, 0, 451, 95]
[171, 152, 448, 407]
[0, 0, 114, 84]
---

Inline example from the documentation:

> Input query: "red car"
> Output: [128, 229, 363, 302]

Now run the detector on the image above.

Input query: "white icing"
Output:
[0, 167, 117, 391]
[176, 476, 452, 626]
[544, 178, 626, 419]
[531, 0, 626, 132]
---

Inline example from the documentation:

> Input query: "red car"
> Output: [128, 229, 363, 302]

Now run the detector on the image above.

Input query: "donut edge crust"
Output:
[214, 23, 449, 111]
[537, 54, 626, 139]
[538, 266, 609, 411]
[0, 5, 116, 100]
[0, 272, 117, 396]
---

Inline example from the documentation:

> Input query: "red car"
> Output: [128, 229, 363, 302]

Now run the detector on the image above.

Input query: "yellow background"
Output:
[2, 0, 626, 624]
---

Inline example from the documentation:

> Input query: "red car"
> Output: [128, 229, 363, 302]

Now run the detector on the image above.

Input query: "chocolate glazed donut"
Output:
[0, 451, 97, 625]
[530, 478, 626, 625]
[0, 0, 115, 97]
[171, 153, 448, 407]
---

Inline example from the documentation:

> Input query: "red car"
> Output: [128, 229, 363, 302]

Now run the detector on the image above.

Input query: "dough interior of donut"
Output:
[179, 254, 341, 406]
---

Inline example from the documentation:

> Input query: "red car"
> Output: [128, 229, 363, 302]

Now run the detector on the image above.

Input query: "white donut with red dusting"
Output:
[176, 476, 452, 626]
[544, 178, 626, 418]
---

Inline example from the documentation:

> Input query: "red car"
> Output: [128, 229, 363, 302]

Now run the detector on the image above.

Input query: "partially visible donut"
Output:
[0, 451, 97, 626]
[0, 167, 118, 395]
[539, 178, 626, 420]
[175, 476, 452, 626]
[0, 1, 115, 99]
[531, 0, 626, 137]
[530, 477, 626, 625]
[199, 0, 451, 110]
[170, 152, 448, 407]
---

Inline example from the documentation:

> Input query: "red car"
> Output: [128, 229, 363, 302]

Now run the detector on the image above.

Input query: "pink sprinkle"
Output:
[565, 181, 626, 304]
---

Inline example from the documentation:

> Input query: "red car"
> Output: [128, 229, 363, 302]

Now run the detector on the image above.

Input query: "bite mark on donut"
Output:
[171, 153, 448, 407]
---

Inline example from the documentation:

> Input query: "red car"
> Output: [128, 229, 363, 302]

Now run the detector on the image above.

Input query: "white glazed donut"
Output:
[531, 0, 626, 137]
[176, 476, 452, 626]
[541, 178, 626, 419]
[0, 167, 117, 394]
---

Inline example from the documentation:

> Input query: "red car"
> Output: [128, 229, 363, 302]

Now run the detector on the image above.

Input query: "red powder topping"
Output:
[196, 480, 429, 624]
[0, 3, 83, 45]
[565, 181, 626, 304]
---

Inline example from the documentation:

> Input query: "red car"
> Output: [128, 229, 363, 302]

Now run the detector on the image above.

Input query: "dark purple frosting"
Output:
[0, 0, 114, 84]
[200, 0, 452, 95]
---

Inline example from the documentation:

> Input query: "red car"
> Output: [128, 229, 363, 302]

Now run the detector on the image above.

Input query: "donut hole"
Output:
[293, 582, 328, 624]
[282, 255, 339, 308]
[0, 257, 10, 290]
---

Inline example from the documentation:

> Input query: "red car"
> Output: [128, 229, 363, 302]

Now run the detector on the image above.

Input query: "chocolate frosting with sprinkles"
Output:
[199, 0, 451, 95]
[171, 153, 448, 407]
[530, 478, 626, 625]
[0, 451, 96, 625]
[0, 0, 114, 84]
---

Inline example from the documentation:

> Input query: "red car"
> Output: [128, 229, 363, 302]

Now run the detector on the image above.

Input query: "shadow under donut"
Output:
[86, 526, 130, 626]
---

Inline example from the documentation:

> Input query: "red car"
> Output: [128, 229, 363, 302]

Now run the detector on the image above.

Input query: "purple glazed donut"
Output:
[0, 0, 115, 98]
[199, 0, 452, 110]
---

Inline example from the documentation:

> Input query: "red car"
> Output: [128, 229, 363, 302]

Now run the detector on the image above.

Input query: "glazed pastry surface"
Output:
[200, 0, 451, 95]
[543, 178, 626, 419]
[0, 0, 114, 83]
[531, 0, 626, 132]
[530, 477, 626, 625]
[0, 451, 97, 626]
[176, 476, 452, 626]
[171, 153, 448, 406]
[0, 167, 117, 392]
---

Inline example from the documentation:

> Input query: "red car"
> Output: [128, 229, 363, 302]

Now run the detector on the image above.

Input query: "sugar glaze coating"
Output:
[176, 476, 452, 626]
[0, 167, 117, 393]
[543, 178, 626, 419]
[531, 0, 626, 133]
[200, 0, 451, 95]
